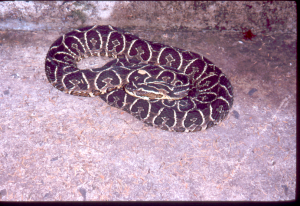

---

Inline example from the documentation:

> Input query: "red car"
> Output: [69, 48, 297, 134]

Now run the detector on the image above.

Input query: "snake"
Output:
[45, 25, 233, 132]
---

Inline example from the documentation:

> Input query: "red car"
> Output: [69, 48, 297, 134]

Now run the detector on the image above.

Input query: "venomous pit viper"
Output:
[45, 25, 233, 132]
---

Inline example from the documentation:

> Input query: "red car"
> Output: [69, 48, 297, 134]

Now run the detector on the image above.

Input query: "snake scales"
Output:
[45, 25, 233, 132]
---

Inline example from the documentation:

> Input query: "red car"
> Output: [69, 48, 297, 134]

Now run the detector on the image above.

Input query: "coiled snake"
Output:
[45, 25, 233, 132]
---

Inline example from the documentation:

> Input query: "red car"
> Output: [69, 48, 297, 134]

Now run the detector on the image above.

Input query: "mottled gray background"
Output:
[0, 1, 296, 201]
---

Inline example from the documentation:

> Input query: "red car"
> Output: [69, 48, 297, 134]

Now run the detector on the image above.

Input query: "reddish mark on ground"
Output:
[243, 29, 256, 40]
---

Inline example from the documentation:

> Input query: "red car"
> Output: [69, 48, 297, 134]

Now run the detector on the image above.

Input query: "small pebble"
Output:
[232, 110, 239, 119]
[248, 88, 258, 96]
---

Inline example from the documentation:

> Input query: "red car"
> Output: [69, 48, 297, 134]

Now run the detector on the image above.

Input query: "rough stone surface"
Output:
[0, 1, 296, 34]
[0, 1, 296, 201]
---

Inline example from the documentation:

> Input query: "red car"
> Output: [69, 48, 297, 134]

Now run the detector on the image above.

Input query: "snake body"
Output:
[45, 25, 233, 132]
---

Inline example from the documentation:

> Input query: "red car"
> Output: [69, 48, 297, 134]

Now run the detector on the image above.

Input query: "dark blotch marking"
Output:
[184, 110, 203, 128]
[248, 88, 258, 96]
[154, 107, 175, 127]
[78, 188, 87, 201]
[3, 90, 9, 95]
[44, 192, 51, 199]
[281, 185, 288, 196]
[232, 110, 239, 119]
[50, 156, 58, 161]
[130, 99, 150, 119]
[243, 29, 256, 40]
[0, 189, 7, 199]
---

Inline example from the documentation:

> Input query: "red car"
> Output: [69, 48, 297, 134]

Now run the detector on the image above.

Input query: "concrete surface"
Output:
[0, 1, 296, 201]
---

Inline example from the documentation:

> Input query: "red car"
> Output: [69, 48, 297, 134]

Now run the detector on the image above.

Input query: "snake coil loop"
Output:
[45, 25, 233, 132]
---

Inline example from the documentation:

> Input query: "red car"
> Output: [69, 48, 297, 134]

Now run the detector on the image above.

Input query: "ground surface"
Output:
[0, 1, 296, 201]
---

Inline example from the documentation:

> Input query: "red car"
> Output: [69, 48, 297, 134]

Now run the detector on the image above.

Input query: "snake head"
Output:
[125, 66, 190, 100]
